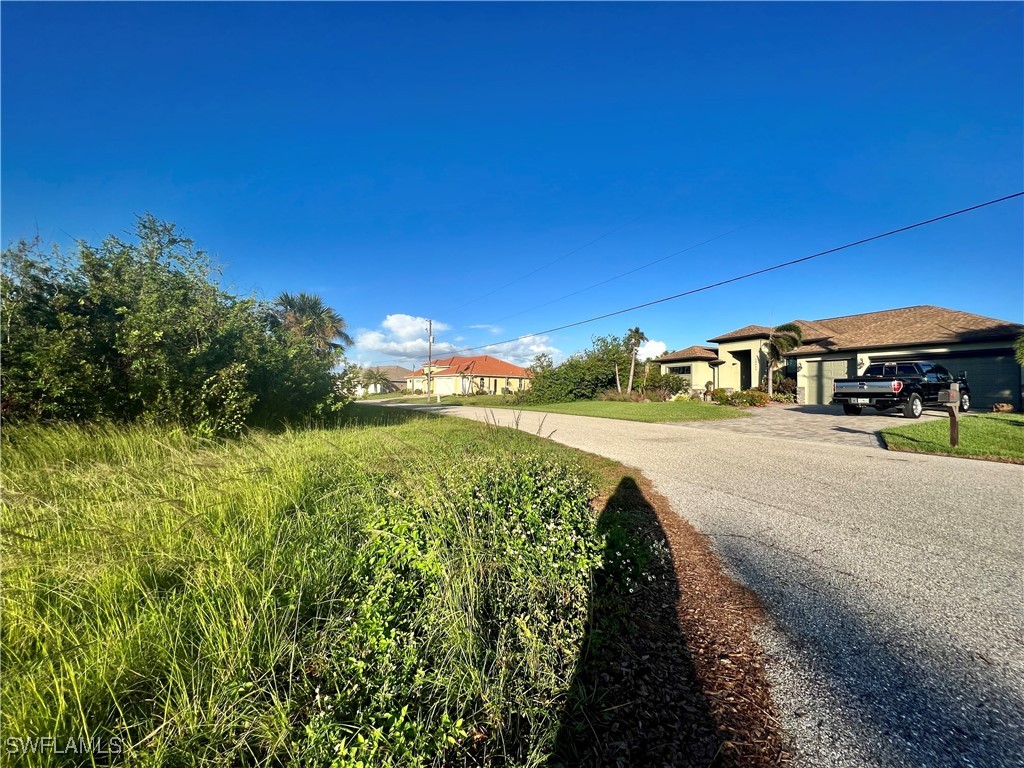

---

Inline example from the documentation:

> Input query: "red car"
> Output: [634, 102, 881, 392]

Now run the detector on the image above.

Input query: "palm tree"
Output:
[625, 326, 648, 395]
[362, 366, 393, 395]
[765, 322, 803, 397]
[274, 291, 353, 353]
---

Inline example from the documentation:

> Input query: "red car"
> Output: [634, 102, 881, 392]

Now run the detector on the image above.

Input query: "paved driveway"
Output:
[678, 403, 949, 449]
[380, 403, 1024, 767]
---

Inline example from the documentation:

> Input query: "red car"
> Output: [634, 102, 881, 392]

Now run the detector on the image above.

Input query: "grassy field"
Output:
[882, 412, 1024, 463]
[0, 404, 662, 766]
[386, 395, 746, 423]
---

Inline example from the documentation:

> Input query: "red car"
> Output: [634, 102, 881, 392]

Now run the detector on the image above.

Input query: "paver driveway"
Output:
[676, 403, 949, 449]
[380, 403, 1024, 767]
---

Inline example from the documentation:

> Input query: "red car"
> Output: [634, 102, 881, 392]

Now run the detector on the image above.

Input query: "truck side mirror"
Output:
[956, 371, 966, 380]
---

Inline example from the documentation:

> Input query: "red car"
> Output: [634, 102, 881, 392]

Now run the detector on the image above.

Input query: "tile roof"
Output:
[653, 345, 720, 363]
[406, 355, 533, 379]
[783, 305, 1022, 355]
[707, 324, 775, 343]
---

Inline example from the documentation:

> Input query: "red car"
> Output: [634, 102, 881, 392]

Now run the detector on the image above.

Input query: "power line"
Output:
[447, 212, 645, 313]
[489, 212, 774, 324]
[352, 192, 1022, 367]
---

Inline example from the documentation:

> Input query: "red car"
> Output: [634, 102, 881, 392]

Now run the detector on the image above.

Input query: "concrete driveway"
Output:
[379, 403, 1024, 767]
[677, 403, 950, 449]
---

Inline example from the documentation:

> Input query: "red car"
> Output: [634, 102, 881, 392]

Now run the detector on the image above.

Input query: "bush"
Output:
[1, 217, 344, 432]
[710, 388, 770, 407]
[736, 389, 771, 407]
[710, 388, 732, 405]
[771, 392, 796, 404]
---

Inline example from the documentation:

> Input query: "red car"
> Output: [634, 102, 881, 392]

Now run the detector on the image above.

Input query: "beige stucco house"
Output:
[656, 305, 1023, 409]
[406, 355, 533, 396]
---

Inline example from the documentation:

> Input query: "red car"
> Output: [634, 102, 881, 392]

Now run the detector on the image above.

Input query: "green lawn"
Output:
[1, 403, 665, 766]
[882, 412, 1024, 463]
[385, 395, 747, 423]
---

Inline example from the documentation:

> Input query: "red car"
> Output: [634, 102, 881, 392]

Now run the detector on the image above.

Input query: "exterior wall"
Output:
[795, 355, 856, 405]
[406, 375, 532, 396]
[658, 360, 718, 390]
[716, 339, 769, 391]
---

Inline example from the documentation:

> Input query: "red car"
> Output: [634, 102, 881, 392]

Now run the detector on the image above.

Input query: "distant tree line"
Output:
[522, 329, 687, 404]
[1, 215, 352, 435]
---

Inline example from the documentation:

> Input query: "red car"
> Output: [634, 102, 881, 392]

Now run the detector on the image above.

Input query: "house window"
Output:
[668, 365, 692, 375]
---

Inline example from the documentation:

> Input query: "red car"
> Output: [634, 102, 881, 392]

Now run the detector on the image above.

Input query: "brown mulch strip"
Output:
[551, 471, 792, 767]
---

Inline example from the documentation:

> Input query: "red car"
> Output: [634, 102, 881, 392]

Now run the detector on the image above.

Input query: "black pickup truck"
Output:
[831, 361, 970, 418]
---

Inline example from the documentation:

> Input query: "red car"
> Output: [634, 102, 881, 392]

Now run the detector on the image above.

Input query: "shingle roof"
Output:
[653, 345, 720, 363]
[783, 305, 1022, 355]
[365, 365, 413, 382]
[706, 324, 775, 343]
[407, 355, 533, 378]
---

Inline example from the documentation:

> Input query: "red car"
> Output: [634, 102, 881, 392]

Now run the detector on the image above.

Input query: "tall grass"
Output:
[1, 412, 608, 766]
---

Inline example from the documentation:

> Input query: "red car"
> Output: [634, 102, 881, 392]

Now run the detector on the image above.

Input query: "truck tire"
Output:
[842, 404, 862, 415]
[960, 391, 970, 412]
[903, 393, 923, 419]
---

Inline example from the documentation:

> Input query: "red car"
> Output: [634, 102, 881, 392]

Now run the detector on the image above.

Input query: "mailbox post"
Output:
[937, 382, 960, 447]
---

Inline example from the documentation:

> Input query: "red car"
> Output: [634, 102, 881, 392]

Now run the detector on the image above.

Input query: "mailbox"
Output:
[936, 382, 961, 407]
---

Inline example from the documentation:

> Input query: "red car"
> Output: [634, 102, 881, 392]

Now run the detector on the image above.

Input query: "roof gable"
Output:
[654, 345, 720, 363]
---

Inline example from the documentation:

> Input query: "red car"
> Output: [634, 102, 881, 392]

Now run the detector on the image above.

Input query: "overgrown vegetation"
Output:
[710, 389, 772, 408]
[0, 406, 673, 766]
[1, 216, 349, 433]
[521, 332, 687, 405]
[882, 412, 1024, 463]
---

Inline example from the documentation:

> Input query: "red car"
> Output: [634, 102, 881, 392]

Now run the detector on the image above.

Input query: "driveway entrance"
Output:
[673, 403, 946, 449]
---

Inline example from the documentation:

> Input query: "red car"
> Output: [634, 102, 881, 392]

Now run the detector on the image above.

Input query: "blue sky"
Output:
[3, 2, 1022, 367]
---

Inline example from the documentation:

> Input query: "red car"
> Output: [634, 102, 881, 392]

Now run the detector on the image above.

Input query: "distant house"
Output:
[655, 305, 1022, 409]
[357, 365, 413, 396]
[406, 355, 533, 396]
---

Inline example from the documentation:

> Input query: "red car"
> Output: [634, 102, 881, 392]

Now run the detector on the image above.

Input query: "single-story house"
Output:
[649, 345, 722, 391]
[406, 355, 533, 396]
[356, 365, 412, 396]
[655, 305, 1022, 409]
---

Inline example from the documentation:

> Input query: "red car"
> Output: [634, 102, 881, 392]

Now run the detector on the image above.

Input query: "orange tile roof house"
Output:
[406, 355, 533, 396]
[656, 305, 1022, 409]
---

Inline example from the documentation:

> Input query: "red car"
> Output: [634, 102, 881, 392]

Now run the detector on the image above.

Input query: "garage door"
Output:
[802, 358, 855, 405]
[924, 355, 1020, 410]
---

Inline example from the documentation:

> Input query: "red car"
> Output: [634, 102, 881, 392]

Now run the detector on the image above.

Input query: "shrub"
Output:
[1, 217, 345, 429]
[771, 392, 796, 404]
[710, 388, 732, 405]
[736, 389, 771, 407]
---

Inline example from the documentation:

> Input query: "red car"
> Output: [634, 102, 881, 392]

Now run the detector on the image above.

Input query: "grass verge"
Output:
[387, 396, 747, 423]
[8, 404, 767, 766]
[882, 412, 1024, 463]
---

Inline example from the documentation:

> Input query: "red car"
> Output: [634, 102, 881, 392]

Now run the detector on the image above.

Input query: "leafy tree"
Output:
[529, 352, 554, 376]
[624, 327, 648, 395]
[274, 291, 353, 353]
[1, 215, 348, 432]
[764, 323, 803, 397]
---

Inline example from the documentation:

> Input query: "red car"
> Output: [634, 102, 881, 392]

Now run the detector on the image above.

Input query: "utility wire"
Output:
[353, 192, 1022, 367]
[490, 212, 774, 324]
[448, 212, 645, 312]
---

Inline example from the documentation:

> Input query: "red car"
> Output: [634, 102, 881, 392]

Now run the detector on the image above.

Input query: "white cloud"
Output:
[352, 317, 457, 366]
[468, 324, 503, 335]
[637, 340, 667, 362]
[381, 314, 450, 340]
[479, 335, 563, 367]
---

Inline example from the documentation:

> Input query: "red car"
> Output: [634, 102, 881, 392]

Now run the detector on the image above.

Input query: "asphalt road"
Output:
[385, 404, 1024, 767]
